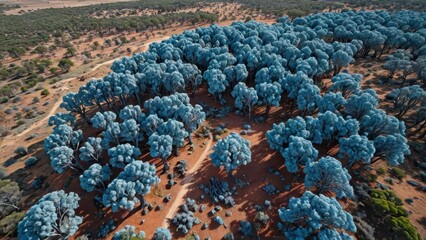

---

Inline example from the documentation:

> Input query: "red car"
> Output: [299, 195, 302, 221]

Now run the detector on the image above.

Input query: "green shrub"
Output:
[0, 97, 8, 104]
[368, 173, 377, 182]
[369, 190, 407, 217]
[391, 167, 406, 180]
[41, 88, 50, 96]
[20, 86, 28, 92]
[16, 120, 25, 126]
[388, 216, 421, 240]
[0, 211, 25, 236]
[376, 167, 386, 175]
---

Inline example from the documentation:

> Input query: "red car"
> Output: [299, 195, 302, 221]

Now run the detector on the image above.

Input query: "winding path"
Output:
[162, 134, 213, 228]
[0, 36, 170, 147]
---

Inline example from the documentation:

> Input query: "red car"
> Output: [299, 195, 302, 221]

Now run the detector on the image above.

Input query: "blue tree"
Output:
[306, 111, 359, 144]
[119, 105, 145, 122]
[153, 227, 172, 240]
[91, 111, 117, 130]
[210, 133, 251, 177]
[18, 190, 82, 239]
[255, 82, 282, 116]
[60, 92, 92, 125]
[49, 146, 82, 173]
[163, 71, 185, 94]
[48, 113, 75, 129]
[359, 109, 406, 139]
[204, 68, 228, 103]
[331, 50, 354, 76]
[338, 135, 375, 169]
[304, 156, 353, 198]
[108, 143, 141, 168]
[283, 71, 314, 100]
[102, 179, 139, 212]
[113, 225, 146, 240]
[79, 163, 112, 192]
[317, 92, 346, 114]
[231, 82, 258, 120]
[388, 85, 425, 118]
[282, 136, 318, 174]
[79, 137, 103, 162]
[373, 134, 410, 166]
[329, 73, 362, 98]
[266, 117, 310, 151]
[178, 104, 206, 144]
[102, 122, 121, 148]
[344, 90, 378, 120]
[297, 83, 321, 115]
[223, 64, 248, 88]
[116, 161, 159, 206]
[148, 133, 173, 173]
[44, 124, 83, 151]
[157, 119, 188, 156]
[278, 191, 356, 239]
[120, 119, 143, 147]
[141, 114, 164, 137]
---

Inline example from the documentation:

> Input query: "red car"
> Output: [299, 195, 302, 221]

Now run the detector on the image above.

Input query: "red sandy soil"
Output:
[2, 19, 425, 240]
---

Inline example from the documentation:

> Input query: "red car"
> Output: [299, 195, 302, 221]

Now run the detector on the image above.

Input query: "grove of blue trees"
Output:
[19, 8, 426, 239]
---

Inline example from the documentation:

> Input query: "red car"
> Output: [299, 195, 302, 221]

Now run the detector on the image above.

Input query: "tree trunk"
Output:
[162, 157, 169, 173]
[265, 104, 271, 117]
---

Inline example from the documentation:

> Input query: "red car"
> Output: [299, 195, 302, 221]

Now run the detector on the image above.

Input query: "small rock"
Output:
[203, 141, 207, 145]
[225, 211, 232, 217]
[201, 222, 208, 230]
[407, 180, 420, 187]
[209, 209, 216, 216]
[200, 194, 205, 200]
[376, 182, 388, 190]
[255, 205, 263, 211]
[240, 130, 247, 135]
[141, 208, 148, 215]
[164, 194, 172, 203]
[199, 184, 205, 190]
[168, 179, 175, 186]
[214, 206, 221, 212]
[243, 124, 251, 130]
[200, 205, 206, 212]
[189, 145, 194, 151]
[140, 219, 145, 225]
[213, 216, 224, 225]
[155, 205, 163, 211]
[264, 200, 271, 208]
[420, 172, 426, 182]
[148, 204, 154, 211]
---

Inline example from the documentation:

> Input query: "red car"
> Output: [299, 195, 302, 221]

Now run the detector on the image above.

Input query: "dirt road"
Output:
[162, 134, 213, 228]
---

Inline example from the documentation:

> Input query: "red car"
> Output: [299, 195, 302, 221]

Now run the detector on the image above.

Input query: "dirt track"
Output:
[162, 134, 213, 228]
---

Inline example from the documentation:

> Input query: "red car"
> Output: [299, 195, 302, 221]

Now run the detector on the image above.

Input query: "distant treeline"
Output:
[0, 0, 219, 56]
[327, 0, 426, 12]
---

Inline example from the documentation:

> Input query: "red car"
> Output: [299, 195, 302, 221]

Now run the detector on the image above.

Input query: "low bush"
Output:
[376, 167, 386, 175]
[0, 211, 25, 237]
[14, 146, 28, 156]
[24, 157, 38, 168]
[0, 97, 8, 104]
[388, 216, 421, 240]
[41, 88, 50, 96]
[391, 167, 406, 180]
